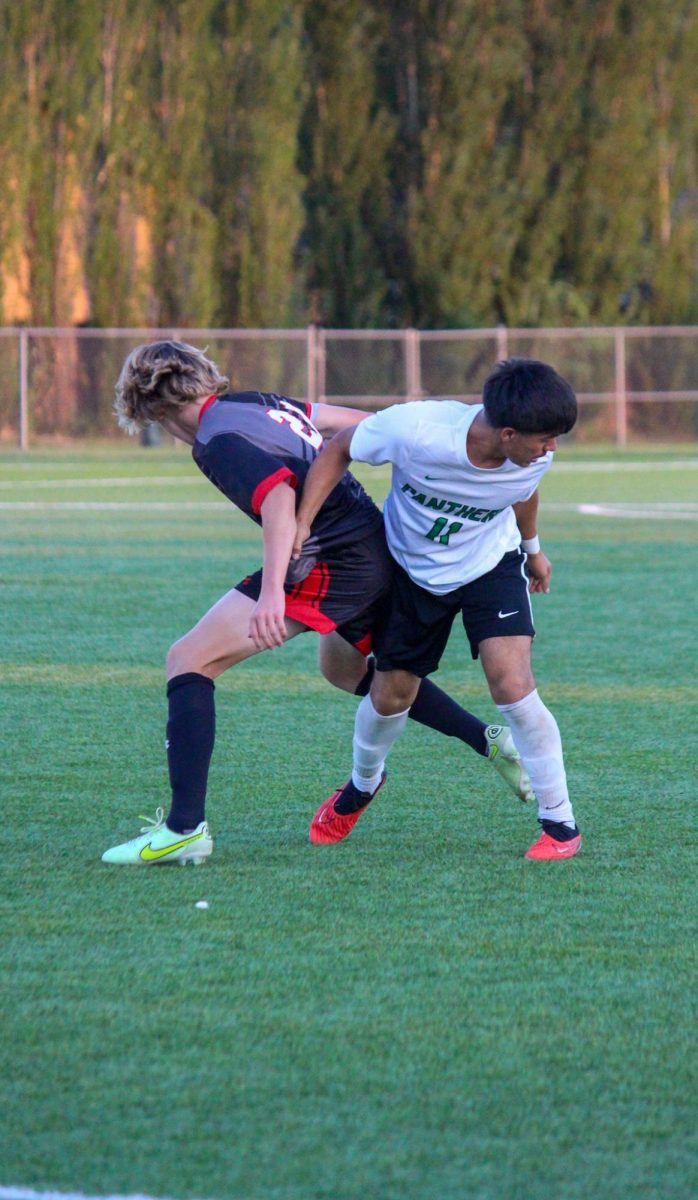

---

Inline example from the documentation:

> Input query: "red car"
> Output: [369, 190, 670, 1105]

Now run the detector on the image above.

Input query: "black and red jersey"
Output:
[192, 391, 383, 557]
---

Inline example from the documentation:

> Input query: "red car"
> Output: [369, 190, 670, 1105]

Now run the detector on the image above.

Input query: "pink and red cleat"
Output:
[310, 773, 387, 844]
[525, 824, 581, 860]
[310, 776, 581, 859]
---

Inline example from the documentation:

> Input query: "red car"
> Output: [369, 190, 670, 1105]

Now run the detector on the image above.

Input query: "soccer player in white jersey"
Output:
[293, 358, 581, 860]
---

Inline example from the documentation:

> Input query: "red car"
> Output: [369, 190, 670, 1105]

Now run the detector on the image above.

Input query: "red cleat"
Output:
[525, 826, 581, 860]
[309, 773, 387, 844]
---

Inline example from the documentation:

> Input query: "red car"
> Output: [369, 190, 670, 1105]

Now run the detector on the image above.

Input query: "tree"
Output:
[375, 0, 698, 327]
[299, 0, 395, 326]
[209, 0, 307, 327]
[0, 0, 696, 331]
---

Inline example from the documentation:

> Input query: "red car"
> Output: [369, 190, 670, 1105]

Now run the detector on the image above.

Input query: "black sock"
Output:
[354, 658, 376, 697]
[166, 672, 215, 833]
[355, 659, 488, 756]
[541, 819, 579, 842]
[334, 782, 374, 814]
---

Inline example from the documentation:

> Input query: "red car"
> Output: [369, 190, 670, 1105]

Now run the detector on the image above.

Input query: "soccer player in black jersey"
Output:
[102, 340, 532, 864]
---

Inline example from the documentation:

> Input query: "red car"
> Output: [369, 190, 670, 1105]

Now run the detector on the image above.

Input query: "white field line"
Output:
[0, 501, 225, 511]
[1, 500, 697, 521]
[1, 459, 698, 491]
[0, 1189, 205, 1200]
[553, 459, 698, 471]
[0, 477, 189, 489]
[544, 502, 698, 520]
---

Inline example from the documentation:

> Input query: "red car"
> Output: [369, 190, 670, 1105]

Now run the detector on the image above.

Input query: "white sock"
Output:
[496, 689, 576, 828]
[352, 694, 409, 794]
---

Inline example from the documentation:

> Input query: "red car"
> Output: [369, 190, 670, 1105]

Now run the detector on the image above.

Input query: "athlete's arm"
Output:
[249, 482, 298, 650]
[311, 403, 371, 439]
[291, 425, 357, 559]
[513, 491, 551, 595]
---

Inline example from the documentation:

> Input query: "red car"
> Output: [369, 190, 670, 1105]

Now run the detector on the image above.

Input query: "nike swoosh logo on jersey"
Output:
[498, 609, 519, 619]
[139, 832, 204, 861]
[424, 475, 448, 481]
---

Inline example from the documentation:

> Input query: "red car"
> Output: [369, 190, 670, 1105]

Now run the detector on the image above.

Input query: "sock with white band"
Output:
[352, 693, 410, 794]
[496, 689, 576, 828]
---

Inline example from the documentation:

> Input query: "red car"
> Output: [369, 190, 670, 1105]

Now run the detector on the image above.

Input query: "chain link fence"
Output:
[2, 325, 698, 447]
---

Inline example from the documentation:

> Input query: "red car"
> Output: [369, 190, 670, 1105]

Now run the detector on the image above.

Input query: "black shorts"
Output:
[234, 524, 394, 654]
[373, 550, 535, 676]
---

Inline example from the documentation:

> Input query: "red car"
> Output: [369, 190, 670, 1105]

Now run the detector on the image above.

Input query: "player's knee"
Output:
[166, 635, 200, 680]
[487, 665, 536, 705]
[371, 670, 419, 715]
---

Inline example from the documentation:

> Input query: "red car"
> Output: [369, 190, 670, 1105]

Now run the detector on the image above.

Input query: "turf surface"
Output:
[1, 444, 696, 1200]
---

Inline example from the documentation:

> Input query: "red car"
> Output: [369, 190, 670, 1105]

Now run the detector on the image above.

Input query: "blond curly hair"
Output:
[114, 340, 229, 434]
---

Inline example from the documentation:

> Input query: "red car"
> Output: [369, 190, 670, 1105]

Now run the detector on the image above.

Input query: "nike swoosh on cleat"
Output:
[498, 609, 519, 618]
[140, 833, 204, 861]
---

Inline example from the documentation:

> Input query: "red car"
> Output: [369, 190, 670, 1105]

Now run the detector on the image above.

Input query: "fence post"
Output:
[19, 328, 29, 450]
[405, 328, 421, 402]
[316, 327, 327, 402]
[614, 328, 628, 447]
[496, 324, 508, 363]
[306, 325, 318, 404]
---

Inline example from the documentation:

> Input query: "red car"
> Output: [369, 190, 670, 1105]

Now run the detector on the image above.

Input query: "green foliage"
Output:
[553, 2, 698, 327]
[0, 1, 696, 327]
[299, 1, 395, 326]
[209, 0, 307, 326]
[0, 2, 101, 322]
[376, 0, 698, 327]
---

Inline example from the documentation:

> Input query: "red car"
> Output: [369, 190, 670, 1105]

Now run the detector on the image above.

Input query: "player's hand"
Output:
[249, 590, 287, 649]
[292, 517, 311, 560]
[525, 550, 552, 594]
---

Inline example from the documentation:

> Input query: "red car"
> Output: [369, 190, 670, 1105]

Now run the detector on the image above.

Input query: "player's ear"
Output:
[499, 427, 517, 444]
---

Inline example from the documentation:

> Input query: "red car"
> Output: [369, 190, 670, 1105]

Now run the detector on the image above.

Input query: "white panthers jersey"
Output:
[349, 400, 553, 594]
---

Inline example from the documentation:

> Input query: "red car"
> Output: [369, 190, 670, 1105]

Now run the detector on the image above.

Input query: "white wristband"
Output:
[521, 535, 540, 554]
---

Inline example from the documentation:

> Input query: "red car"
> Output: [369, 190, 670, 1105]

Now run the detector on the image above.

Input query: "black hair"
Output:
[482, 358, 577, 435]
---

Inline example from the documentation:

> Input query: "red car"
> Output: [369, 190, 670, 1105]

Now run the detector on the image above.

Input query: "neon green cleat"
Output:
[101, 807, 213, 866]
[484, 725, 535, 804]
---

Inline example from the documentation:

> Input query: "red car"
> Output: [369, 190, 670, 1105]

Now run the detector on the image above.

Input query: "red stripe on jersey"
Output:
[198, 395, 218, 424]
[251, 467, 298, 515]
[308, 561, 329, 606]
[283, 563, 334, 633]
[353, 632, 373, 656]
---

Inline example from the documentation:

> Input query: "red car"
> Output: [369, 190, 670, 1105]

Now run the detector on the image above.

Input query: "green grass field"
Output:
[1, 443, 697, 1200]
